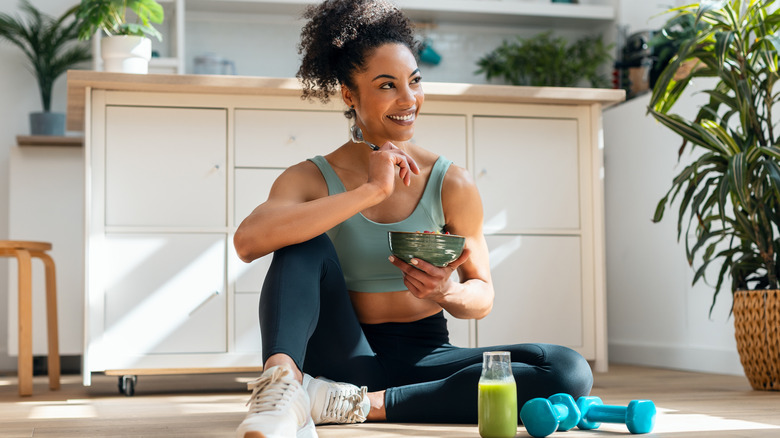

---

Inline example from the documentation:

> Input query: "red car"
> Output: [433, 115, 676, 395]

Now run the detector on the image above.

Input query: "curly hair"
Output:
[297, 0, 419, 118]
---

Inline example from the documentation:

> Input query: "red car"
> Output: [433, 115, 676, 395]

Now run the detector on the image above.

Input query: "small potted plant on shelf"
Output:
[0, 0, 91, 135]
[475, 31, 612, 88]
[75, 0, 164, 74]
[649, 0, 780, 391]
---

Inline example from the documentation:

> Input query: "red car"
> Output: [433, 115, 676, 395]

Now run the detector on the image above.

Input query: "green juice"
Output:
[478, 380, 518, 438]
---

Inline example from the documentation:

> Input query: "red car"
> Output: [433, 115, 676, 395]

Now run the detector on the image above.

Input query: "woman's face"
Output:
[342, 43, 424, 145]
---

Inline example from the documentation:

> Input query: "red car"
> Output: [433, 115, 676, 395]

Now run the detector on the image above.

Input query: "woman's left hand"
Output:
[389, 248, 472, 303]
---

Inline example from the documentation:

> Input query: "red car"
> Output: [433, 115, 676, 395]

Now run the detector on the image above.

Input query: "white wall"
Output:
[603, 0, 745, 376]
[0, 0, 77, 371]
[184, 12, 602, 84]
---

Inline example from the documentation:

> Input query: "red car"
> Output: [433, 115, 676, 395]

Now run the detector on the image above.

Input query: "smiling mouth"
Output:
[388, 113, 415, 121]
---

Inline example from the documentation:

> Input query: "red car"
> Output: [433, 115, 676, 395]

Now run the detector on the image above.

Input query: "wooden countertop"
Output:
[66, 70, 625, 131]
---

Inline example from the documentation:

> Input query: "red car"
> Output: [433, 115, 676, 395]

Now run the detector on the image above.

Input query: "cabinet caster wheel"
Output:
[118, 375, 137, 396]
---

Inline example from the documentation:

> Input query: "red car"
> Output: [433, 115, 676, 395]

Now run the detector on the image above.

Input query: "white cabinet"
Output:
[101, 233, 227, 358]
[412, 114, 468, 168]
[77, 74, 619, 382]
[480, 235, 584, 347]
[469, 106, 598, 361]
[235, 109, 348, 167]
[105, 106, 227, 227]
[474, 116, 581, 232]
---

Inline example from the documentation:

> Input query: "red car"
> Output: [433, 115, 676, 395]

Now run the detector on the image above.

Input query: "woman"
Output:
[233, 0, 592, 437]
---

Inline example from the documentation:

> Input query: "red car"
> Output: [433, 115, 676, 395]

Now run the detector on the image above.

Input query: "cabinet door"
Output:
[235, 109, 347, 167]
[474, 117, 579, 233]
[413, 114, 468, 168]
[102, 233, 227, 356]
[105, 106, 227, 227]
[477, 235, 583, 348]
[235, 292, 262, 353]
[234, 168, 284, 227]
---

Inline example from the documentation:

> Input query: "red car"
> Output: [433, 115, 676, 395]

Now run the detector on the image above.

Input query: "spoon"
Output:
[350, 124, 380, 151]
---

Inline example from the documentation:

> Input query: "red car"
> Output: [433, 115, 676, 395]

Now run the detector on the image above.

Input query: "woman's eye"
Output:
[380, 82, 395, 89]
[411, 76, 422, 84]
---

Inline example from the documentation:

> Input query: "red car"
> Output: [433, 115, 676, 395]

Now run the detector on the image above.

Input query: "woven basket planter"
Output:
[733, 290, 780, 391]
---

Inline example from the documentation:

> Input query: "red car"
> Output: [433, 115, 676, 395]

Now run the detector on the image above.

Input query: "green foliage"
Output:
[76, 0, 164, 41]
[649, 0, 780, 314]
[0, 0, 92, 112]
[475, 31, 613, 88]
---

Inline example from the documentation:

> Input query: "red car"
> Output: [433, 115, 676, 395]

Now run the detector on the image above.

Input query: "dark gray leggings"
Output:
[259, 234, 593, 423]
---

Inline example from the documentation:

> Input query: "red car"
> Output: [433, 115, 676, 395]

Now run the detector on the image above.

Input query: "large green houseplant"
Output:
[0, 1, 91, 135]
[649, 0, 780, 390]
[75, 0, 164, 73]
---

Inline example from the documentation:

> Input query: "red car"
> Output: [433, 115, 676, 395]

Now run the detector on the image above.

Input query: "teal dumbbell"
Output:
[576, 396, 656, 434]
[520, 393, 581, 438]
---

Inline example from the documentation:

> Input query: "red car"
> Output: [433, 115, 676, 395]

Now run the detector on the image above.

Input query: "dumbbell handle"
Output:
[583, 404, 628, 423]
[550, 404, 570, 422]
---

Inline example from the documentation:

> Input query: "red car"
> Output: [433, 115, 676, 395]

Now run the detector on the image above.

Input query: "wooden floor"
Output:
[1, 364, 779, 437]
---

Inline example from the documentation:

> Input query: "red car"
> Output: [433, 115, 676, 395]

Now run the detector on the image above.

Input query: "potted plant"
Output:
[475, 31, 612, 88]
[0, 1, 91, 135]
[75, 0, 164, 74]
[649, 0, 780, 390]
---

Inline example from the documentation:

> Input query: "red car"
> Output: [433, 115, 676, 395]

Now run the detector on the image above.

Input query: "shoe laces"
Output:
[245, 366, 299, 414]
[321, 384, 368, 423]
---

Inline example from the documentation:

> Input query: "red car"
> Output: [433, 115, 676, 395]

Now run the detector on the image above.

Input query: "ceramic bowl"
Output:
[388, 231, 465, 267]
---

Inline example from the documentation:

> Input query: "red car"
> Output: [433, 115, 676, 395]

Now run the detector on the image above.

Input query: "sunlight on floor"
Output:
[24, 400, 97, 420]
[650, 408, 780, 434]
[169, 395, 247, 414]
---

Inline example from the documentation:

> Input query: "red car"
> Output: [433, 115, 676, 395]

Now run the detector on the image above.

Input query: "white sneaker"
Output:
[303, 374, 370, 425]
[236, 366, 317, 438]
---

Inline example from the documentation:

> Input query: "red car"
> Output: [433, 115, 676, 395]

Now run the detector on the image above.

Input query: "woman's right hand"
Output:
[366, 141, 420, 198]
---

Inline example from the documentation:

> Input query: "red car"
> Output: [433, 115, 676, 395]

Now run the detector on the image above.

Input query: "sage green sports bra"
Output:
[308, 155, 452, 293]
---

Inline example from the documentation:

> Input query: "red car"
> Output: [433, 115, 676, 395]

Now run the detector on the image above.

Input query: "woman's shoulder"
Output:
[442, 160, 475, 191]
[273, 159, 329, 200]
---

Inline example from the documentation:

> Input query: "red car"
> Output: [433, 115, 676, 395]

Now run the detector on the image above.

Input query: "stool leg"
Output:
[16, 249, 33, 397]
[38, 252, 60, 391]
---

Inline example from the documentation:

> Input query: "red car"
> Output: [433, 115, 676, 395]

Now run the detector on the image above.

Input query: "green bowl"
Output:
[388, 231, 465, 267]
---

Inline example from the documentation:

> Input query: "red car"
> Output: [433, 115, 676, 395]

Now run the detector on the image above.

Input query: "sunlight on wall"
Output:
[488, 235, 522, 270]
[103, 237, 166, 291]
[483, 210, 508, 234]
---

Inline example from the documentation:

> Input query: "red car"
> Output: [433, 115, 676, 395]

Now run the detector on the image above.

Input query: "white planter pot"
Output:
[101, 35, 152, 74]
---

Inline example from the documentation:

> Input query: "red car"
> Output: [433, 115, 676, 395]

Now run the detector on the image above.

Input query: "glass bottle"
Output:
[478, 351, 517, 438]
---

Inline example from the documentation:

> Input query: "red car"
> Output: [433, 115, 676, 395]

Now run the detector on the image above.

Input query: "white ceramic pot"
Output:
[101, 35, 152, 74]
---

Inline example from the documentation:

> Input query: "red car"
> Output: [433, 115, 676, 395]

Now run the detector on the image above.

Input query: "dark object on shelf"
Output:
[614, 30, 655, 99]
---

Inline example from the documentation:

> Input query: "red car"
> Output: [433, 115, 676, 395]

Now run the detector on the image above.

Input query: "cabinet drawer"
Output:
[477, 235, 583, 348]
[413, 114, 468, 168]
[234, 168, 284, 227]
[235, 293, 262, 353]
[235, 109, 348, 167]
[102, 233, 227, 356]
[475, 116, 580, 232]
[105, 106, 227, 227]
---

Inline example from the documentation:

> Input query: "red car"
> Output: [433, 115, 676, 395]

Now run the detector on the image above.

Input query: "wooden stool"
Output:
[0, 241, 60, 396]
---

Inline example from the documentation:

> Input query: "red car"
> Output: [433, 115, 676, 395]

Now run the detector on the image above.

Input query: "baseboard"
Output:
[609, 342, 745, 376]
